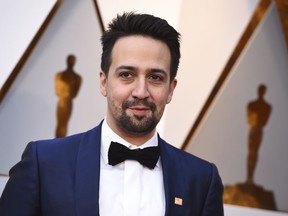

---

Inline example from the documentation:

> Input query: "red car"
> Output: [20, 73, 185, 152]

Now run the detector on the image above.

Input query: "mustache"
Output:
[122, 99, 156, 111]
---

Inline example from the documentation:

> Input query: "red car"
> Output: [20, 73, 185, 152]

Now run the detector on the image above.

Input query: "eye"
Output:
[120, 72, 133, 79]
[150, 74, 163, 81]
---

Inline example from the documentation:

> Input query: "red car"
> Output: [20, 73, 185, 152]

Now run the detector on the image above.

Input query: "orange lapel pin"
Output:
[174, 197, 183, 206]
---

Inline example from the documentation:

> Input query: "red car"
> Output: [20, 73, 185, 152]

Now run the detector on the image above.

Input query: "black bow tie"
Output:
[108, 141, 160, 169]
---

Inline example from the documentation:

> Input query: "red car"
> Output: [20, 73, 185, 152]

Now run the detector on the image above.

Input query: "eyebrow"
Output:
[116, 65, 168, 75]
[150, 68, 167, 74]
[115, 65, 136, 71]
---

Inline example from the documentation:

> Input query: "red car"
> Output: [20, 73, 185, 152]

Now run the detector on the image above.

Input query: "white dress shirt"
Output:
[99, 119, 165, 216]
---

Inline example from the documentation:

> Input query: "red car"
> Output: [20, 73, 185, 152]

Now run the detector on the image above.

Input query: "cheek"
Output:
[107, 87, 128, 107]
[152, 92, 169, 110]
[107, 94, 123, 118]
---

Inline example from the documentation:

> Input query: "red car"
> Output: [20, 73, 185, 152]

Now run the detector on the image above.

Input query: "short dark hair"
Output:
[100, 12, 181, 81]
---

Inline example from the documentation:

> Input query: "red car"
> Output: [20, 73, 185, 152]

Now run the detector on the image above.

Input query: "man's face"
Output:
[100, 35, 177, 140]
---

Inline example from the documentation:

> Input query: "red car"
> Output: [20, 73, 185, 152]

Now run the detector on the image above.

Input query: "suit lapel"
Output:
[75, 123, 102, 216]
[159, 137, 188, 216]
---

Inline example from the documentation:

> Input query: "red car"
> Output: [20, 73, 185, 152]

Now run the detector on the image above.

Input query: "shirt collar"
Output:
[101, 118, 160, 167]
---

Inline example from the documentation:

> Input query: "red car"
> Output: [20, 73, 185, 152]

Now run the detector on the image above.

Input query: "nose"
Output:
[131, 78, 150, 99]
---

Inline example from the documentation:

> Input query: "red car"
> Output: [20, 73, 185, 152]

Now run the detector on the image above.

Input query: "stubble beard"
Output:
[117, 99, 159, 135]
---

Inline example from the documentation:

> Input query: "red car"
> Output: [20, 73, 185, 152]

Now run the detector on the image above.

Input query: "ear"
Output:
[99, 71, 107, 97]
[166, 79, 177, 104]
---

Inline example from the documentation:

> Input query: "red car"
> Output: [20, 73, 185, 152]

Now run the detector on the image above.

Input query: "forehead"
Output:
[110, 35, 171, 69]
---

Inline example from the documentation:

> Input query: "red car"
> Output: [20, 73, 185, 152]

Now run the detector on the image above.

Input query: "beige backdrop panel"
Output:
[0, 0, 105, 174]
[0, 0, 57, 89]
[164, 0, 260, 147]
[186, 3, 288, 211]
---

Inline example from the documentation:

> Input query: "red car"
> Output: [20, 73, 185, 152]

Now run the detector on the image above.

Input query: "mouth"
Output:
[128, 106, 151, 116]
[123, 99, 156, 118]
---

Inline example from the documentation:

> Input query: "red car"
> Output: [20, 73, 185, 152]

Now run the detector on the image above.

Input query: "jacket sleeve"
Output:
[0, 142, 41, 216]
[202, 163, 224, 216]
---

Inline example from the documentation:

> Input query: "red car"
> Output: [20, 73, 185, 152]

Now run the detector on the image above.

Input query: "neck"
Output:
[106, 119, 156, 146]
[118, 131, 155, 146]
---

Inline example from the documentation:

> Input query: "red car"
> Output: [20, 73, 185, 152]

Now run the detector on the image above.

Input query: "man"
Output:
[0, 12, 223, 215]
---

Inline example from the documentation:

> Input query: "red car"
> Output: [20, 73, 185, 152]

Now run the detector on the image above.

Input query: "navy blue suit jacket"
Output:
[0, 122, 223, 215]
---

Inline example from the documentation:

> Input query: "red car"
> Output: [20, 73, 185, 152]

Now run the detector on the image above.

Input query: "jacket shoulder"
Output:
[30, 124, 102, 163]
[160, 139, 212, 167]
